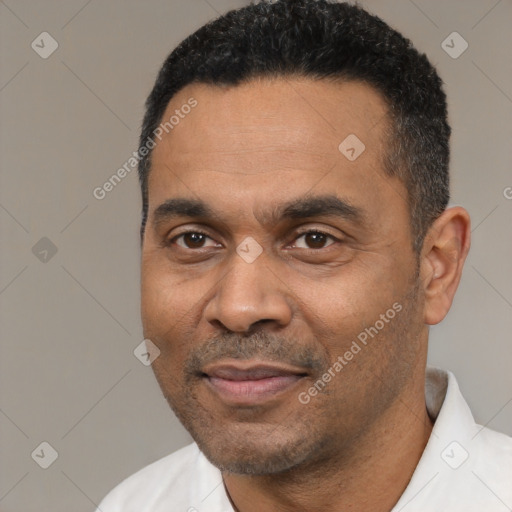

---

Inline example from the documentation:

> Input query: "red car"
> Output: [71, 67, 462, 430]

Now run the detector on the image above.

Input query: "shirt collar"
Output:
[391, 366, 478, 511]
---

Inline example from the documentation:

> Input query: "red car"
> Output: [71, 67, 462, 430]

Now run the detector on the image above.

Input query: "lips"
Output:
[202, 361, 308, 405]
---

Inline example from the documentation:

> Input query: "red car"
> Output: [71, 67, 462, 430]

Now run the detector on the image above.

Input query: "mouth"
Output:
[201, 360, 308, 406]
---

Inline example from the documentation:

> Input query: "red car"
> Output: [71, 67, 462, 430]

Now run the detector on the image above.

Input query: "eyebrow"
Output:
[152, 198, 217, 229]
[278, 195, 363, 223]
[151, 194, 365, 229]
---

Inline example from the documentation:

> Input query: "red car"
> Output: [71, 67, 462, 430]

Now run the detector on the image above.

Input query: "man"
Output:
[98, 1, 512, 510]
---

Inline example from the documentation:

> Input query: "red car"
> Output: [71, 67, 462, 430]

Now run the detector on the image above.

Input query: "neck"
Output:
[223, 368, 433, 512]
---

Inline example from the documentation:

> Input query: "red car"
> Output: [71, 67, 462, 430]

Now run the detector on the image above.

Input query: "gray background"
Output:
[0, 0, 511, 511]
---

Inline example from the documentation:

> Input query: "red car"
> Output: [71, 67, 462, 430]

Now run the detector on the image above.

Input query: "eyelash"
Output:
[166, 228, 340, 250]
[168, 229, 217, 248]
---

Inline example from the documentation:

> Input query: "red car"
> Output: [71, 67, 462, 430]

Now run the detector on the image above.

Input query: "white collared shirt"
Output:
[97, 368, 512, 511]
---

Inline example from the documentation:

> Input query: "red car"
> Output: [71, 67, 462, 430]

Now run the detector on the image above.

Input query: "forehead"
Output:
[147, 77, 407, 229]
[153, 77, 389, 162]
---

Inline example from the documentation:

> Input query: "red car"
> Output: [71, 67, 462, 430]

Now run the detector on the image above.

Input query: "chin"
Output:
[198, 435, 313, 475]
[186, 415, 328, 475]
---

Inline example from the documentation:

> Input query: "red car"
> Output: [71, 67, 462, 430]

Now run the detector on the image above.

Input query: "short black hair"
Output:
[138, 0, 450, 252]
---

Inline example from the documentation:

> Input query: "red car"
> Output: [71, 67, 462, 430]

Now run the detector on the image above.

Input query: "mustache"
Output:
[184, 331, 329, 377]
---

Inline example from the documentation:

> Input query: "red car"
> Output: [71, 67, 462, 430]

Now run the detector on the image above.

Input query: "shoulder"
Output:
[96, 443, 217, 512]
[395, 368, 512, 511]
[470, 425, 512, 483]
[476, 423, 512, 453]
[441, 425, 512, 510]
[436, 369, 512, 503]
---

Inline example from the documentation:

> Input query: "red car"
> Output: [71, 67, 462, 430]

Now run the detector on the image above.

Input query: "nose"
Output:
[204, 252, 293, 333]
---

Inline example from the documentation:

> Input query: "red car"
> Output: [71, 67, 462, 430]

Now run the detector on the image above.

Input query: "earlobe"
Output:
[420, 207, 471, 325]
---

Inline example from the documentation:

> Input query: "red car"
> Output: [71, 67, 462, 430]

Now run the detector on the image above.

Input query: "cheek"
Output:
[141, 273, 189, 386]
[141, 256, 188, 338]
[308, 259, 399, 328]
[140, 255, 212, 367]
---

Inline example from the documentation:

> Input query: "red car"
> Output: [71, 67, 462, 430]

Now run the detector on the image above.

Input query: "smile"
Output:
[201, 361, 308, 406]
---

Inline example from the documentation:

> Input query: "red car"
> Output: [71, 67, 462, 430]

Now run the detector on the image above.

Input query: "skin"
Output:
[141, 77, 471, 511]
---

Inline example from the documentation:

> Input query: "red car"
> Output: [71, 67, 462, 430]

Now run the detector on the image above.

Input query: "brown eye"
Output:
[294, 231, 335, 249]
[174, 232, 218, 249]
[306, 232, 328, 248]
[183, 233, 206, 248]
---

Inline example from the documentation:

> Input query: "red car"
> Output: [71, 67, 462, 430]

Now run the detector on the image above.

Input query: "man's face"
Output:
[141, 78, 427, 474]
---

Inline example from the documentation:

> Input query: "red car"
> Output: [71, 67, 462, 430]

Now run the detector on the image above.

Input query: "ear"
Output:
[419, 207, 471, 325]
